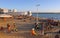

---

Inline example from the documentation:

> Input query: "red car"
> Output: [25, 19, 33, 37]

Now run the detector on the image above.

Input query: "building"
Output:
[0, 14, 13, 21]
[20, 11, 32, 16]
[13, 9, 17, 12]
[27, 11, 32, 16]
[24, 12, 27, 15]
[0, 8, 8, 13]
[8, 9, 12, 13]
[0, 14, 12, 18]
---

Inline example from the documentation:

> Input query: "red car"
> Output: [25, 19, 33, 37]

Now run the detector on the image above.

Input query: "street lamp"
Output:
[36, 4, 40, 24]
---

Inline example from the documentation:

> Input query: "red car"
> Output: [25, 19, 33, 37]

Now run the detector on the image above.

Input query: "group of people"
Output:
[0, 23, 17, 33]
[31, 22, 60, 38]
[7, 23, 17, 33]
[31, 22, 44, 36]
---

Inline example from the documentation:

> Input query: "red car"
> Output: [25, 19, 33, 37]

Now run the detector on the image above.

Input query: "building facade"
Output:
[0, 8, 8, 13]
[27, 11, 32, 16]
[13, 9, 17, 12]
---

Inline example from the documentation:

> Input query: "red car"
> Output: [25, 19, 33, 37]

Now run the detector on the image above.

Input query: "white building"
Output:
[0, 14, 12, 18]
[24, 12, 27, 15]
[13, 9, 17, 12]
[8, 9, 12, 13]
[27, 11, 32, 16]
[0, 8, 8, 13]
[21, 11, 32, 16]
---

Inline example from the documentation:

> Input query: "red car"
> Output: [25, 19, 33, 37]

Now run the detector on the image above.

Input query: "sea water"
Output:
[32, 13, 60, 20]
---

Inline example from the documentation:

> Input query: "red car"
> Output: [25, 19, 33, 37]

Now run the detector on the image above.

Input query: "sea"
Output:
[0, 12, 60, 20]
[32, 13, 60, 20]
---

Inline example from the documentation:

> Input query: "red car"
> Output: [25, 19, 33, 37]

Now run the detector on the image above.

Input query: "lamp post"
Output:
[36, 4, 40, 24]
[36, 4, 44, 35]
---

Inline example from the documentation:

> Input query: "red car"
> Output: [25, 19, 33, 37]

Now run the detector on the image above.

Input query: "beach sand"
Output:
[0, 18, 38, 38]
[0, 16, 60, 38]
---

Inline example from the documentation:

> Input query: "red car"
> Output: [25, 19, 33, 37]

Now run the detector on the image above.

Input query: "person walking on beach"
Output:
[34, 23, 40, 30]
[12, 23, 17, 32]
[39, 23, 44, 35]
[34, 23, 37, 29]
[31, 28, 38, 36]
[7, 24, 11, 33]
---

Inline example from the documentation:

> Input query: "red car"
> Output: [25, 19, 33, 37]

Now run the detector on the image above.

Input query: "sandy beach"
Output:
[0, 15, 60, 38]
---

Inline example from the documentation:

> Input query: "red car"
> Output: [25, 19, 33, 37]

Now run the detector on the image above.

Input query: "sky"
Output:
[0, 0, 60, 12]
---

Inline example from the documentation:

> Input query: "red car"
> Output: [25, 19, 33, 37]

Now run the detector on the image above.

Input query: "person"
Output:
[34, 23, 40, 30]
[12, 23, 17, 32]
[0, 26, 4, 31]
[31, 28, 38, 36]
[55, 34, 59, 38]
[39, 23, 44, 35]
[34, 23, 38, 29]
[7, 24, 10, 28]
[7, 24, 11, 33]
